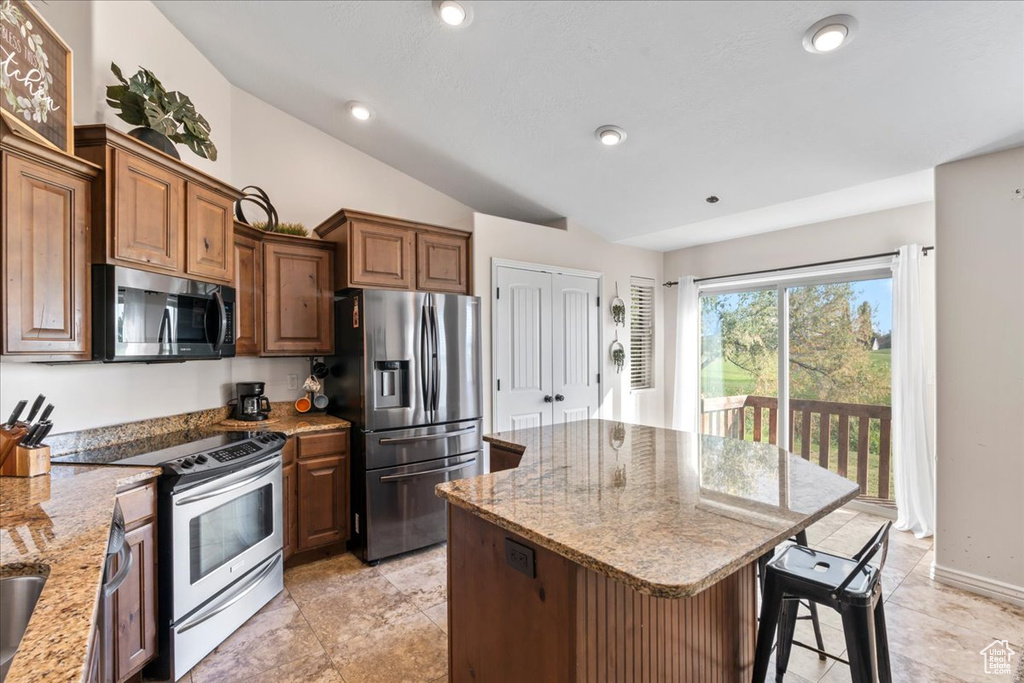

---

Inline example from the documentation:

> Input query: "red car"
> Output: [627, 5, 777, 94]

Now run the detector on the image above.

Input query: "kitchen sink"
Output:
[0, 574, 47, 682]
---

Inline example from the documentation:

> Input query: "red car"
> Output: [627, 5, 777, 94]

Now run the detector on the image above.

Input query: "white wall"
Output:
[0, 0, 472, 433]
[38, 0, 233, 177]
[662, 202, 937, 431]
[934, 147, 1024, 602]
[228, 88, 471, 230]
[473, 213, 665, 434]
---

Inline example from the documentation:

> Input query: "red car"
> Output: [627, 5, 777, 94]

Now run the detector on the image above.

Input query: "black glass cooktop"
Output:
[51, 429, 256, 466]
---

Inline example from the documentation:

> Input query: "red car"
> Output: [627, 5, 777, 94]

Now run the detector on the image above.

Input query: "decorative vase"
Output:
[127, 127, 180, 159]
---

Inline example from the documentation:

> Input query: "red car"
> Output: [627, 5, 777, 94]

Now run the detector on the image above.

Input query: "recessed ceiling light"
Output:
[595, 125, 626, 146]
[802, 15, 858, 54]
[433, 1, 471, 27]
[348, 101, 372, 121]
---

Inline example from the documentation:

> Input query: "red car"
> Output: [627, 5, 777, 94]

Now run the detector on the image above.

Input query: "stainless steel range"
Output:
[75, 431, 286, 681]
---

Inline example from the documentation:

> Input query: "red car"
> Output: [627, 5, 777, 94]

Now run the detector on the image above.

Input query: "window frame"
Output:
[695, 257, 893, 450]
[630, 276, 656, 392]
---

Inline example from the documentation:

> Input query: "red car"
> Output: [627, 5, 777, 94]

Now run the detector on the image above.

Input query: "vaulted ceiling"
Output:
[155, 1, 1024, 249]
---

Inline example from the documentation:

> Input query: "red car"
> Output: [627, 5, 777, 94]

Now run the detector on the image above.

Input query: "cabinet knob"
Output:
[554, 394, 565, 402]
[543, 395, 553, 403]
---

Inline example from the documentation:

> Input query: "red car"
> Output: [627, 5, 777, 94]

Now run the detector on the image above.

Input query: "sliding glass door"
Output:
[700, 289, 779, 443]
[698, 269, 894, 506]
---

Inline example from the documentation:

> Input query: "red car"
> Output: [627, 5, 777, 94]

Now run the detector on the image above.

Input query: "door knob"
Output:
[554, 394, 565, 402]
[543, 395, 554, 403]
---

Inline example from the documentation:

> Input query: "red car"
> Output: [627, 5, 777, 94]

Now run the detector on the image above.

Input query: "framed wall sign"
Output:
[1, 0, 73, 153]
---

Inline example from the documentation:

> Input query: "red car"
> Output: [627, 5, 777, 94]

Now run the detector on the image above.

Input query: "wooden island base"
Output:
[447, 506, 758, 682]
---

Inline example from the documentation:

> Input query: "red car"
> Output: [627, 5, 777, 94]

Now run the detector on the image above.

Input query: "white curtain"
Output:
[672, 276, 700, 432]
[891, 245, 935, 538]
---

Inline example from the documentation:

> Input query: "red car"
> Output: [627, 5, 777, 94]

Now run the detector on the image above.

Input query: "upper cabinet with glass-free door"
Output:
[75, 125, 241, 285]
[313, 208, 472, 294]
[1, 115, 99, 360]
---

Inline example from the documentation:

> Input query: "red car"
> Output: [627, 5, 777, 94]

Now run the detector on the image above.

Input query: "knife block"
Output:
[0, 432, 50, 477]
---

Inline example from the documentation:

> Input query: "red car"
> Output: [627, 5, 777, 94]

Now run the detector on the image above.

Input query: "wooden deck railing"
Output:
[701, 395, 893, 502]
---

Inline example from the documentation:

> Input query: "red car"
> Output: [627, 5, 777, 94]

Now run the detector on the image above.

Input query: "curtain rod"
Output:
[662, 246, 934, 288]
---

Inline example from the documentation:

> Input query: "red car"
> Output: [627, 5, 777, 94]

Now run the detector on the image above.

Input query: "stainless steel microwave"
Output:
[93, 266, 236, 362]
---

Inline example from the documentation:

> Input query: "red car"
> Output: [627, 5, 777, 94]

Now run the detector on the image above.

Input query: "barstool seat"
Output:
[771, 545, 878, 603]
[752, 522, 893, 683]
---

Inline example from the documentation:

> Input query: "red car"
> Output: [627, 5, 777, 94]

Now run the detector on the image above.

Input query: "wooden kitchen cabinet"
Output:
[314, 208, 472, 294]
[347, 220, 415, 289]
[111, 149, 183, 272]
[74, 125, 241, 284]
[232, 223, 334, 357]
[488, 445, 523, 473]
[417, 230, 470, 293]
[232, 223, 263, 355]
[186, 182, 235, 283]
[113, 481, 158, 682]
[262, 237, 333, 356]
[1, 116, 98, 360]
[291, 430, 350, 553]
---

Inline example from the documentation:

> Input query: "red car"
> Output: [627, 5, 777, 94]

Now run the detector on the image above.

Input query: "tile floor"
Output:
[177, 509, 1024, 683]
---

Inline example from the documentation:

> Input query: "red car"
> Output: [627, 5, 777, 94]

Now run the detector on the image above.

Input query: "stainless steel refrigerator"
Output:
[326, 289, 482, 562]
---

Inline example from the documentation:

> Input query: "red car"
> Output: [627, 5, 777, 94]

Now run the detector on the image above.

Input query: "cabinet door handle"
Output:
[555, 394, 565, 402]
[543, 395, 554, 403]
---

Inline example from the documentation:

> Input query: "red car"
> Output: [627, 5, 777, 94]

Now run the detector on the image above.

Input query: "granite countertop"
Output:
[50, 404, 349, 466]
[436, 419, 860, 598]
[206, 409, 350, 436]
[1, 465, 161, 683]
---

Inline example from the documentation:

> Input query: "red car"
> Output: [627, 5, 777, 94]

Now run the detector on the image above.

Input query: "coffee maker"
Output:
[233, 381, 271, 421]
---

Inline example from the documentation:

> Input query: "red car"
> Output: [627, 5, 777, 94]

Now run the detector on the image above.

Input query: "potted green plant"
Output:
[610, 340, 626, 373]
[251, 220, 309, 237]
[105, 63, 217, 161]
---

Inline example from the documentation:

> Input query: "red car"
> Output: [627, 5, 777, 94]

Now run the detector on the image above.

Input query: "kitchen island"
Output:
[435, 419, 860, 682]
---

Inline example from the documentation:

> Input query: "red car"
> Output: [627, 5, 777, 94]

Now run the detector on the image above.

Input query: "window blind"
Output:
[630, 277, 655, 390]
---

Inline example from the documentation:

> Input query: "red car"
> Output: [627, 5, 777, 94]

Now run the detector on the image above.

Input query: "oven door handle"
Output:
[174, 460, 280, 506]
[379, 458, 477, 482]
[378, 425, 476, 445]
[177, 554, 281, 634]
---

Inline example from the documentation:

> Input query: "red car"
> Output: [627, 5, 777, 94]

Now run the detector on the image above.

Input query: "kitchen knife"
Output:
[38, 404, 54, 423]
[21, 423, 43, 448]
[24, 394, 46, 424]
[4, 400, 27, 429]
[27, 422, 53, 448]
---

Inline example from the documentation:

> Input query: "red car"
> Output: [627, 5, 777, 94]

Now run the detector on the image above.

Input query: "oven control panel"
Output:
[163, 432, 286, 476]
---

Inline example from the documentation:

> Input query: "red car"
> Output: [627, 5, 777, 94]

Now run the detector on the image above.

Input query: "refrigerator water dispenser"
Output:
[373, 361, 410, 409]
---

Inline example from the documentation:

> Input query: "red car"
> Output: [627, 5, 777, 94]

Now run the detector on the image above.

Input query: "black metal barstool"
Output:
[752, 522, 893, 683]
[757, 530, 827, 661]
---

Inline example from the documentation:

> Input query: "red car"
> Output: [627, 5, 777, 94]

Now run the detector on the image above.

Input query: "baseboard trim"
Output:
[932, 564, 1024, 608]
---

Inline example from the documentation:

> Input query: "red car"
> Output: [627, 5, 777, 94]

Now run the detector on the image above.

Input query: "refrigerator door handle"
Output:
[430, 301, 440, 413]
[378, 425, 476, 445]
[420, 302, 431, 413]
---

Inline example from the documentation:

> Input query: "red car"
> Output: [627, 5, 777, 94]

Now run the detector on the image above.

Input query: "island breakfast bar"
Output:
[435, 419, 860, 682]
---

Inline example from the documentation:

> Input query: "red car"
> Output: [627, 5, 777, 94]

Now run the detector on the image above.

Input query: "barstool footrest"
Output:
[791, 639, 848, 665]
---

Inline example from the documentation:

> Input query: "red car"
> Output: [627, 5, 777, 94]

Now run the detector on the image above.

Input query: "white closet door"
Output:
[551, 274, 601, 425]
[494, 266, 552, 431]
